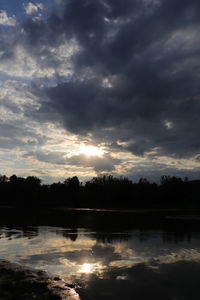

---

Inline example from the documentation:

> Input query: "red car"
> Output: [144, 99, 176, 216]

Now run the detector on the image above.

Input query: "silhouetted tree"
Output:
[0, 175, 8, 182]
[160, 175, 183, 186]
[0, 172, 198, 209]
[64, 176, 80, 189]
[25, 176, 41, 186]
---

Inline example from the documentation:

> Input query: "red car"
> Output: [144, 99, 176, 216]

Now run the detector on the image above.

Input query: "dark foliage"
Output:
[0, 174, 199, 208]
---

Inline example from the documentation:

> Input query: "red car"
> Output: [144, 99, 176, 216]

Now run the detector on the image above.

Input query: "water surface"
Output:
[1, 208, 200, 299]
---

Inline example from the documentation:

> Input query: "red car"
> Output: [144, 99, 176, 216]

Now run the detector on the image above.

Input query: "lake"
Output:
[0, 207, 200, 299]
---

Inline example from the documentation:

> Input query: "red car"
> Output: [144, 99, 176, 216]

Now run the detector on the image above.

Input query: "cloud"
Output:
[1, 0, 200, 179]
[23, 150, 121, 173]
[23, 2, 44, 15]
[0, 10, 16, 26]
[67, 154, 121, 172]
[26, 0, 200, 160]
[0, 37, 78, 79]
[24, 150, 67, 165]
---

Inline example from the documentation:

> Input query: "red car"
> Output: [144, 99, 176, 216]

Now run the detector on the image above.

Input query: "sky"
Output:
[1, 0, 200, 183]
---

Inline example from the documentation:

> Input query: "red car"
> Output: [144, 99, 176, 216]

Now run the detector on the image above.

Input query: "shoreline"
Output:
[0, 260, 79, 300]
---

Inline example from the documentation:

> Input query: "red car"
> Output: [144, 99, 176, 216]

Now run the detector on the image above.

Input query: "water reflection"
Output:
[0, 227, 38, 240]
[78, 262, 105, 275]
[0, 216, 200, 299]
[62, 229, 78, 242]
[80, 263, 92, 273]
[77, 260, 200, 300]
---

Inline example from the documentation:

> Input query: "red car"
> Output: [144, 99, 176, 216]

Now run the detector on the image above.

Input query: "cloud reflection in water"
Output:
[0, 226, 200, 299]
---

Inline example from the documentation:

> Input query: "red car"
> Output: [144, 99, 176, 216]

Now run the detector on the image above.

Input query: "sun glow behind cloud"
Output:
[79, 145, 105, 157]
[0, 0, 200, 183]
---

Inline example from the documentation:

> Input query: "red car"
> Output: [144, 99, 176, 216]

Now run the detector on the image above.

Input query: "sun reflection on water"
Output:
[78, 262, 104, 275]
[79, 263, 92, 273]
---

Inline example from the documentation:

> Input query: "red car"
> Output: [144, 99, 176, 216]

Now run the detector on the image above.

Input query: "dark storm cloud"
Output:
[3, 0, 200, 160]
[28, 0, 200, 159]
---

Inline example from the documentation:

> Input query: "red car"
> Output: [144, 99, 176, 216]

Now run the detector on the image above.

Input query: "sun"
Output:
[79, 263, 92, 273]
[80, 145, 105, 157]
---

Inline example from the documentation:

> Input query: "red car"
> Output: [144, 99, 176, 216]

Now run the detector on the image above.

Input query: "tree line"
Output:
[0, 174, 199, 208]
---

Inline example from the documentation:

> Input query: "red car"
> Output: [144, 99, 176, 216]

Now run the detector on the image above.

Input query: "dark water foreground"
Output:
[1, 207, 200, 299]
[1, 259, 200, 300]
[0, 260, 79, 300]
